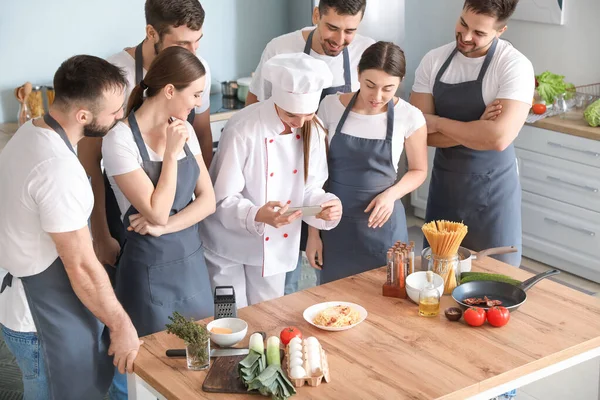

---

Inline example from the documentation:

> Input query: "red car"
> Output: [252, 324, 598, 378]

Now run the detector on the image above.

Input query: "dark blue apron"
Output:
[1, 114, 113, 399]
[299, 30, 352, 253]
[114, 112, 213, 337]
[320, 92, 408, 283]
[425, 38, 522, 266]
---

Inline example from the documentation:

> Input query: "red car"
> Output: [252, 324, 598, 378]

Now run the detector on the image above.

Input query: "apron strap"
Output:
[0, 272, 13, 294]
[43, 114, 76, 155]
[385, 97, 395, 142]
[183, 142, 194, 158]
[127, 112, 152, 162]
[304, 30, 352, 90]
[477, 37, 499, 83]
[128, 112, 195, 161]
[134, 41, 145, 86]
[303, 30, 314, 55]
[334, 91, 359, 137]
[341, 47, 351, 89]
[433, 48, 459, 88]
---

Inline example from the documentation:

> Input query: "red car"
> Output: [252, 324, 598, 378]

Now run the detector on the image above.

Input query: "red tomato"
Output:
[532, 103, 547, 115]
[280, 327, 302, 345]
[464, 307, 486, 327]
[487, 306, 510, 327]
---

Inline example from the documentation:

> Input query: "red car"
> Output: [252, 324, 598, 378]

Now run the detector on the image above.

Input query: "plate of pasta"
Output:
[303, 301, 367, 332]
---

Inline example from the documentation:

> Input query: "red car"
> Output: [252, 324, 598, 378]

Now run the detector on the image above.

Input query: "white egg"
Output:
[288, 342, 302, 354]
[289, 337, 302, 346]
[305, 337, 319, 346]
[308, 358, 321, 375]
[290, 350, 303, 360]
[306, 342, 320, 351]
[308, 347, 321, 362]
[290, 365, 307, 379]
[289, 357, 303, 368]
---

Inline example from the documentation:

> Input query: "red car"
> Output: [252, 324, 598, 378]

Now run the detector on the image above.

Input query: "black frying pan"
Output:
[451, 269, 560, 312]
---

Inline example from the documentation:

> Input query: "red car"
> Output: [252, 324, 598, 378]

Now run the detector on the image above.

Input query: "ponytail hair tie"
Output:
[140, 80, 148, 90]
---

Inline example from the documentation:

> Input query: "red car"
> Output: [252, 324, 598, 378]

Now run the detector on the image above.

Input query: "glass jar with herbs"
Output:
[166, 312, 210, 370]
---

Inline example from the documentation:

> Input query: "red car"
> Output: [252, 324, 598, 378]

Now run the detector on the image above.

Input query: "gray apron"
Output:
[321, 92, 408, 283]
[303, 30, 352, 101]
[425, 38, 522, 266]
[299, 30, 352, 252]
[1, 114, 113, 399]
[115, 112, 213, 337]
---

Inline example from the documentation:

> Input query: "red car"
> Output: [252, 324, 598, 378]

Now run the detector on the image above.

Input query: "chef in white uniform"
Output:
[199, 53, 342, 307]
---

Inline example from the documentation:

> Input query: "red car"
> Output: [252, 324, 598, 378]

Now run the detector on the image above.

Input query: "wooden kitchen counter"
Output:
[131, 257, 600, 400]
[531, 115, 600, 141]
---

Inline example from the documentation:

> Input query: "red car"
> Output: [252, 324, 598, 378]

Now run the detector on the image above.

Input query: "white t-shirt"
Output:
[0, 121, 93, 332]
[318, 94, 426, 172]
[107, 49, 211, 115]
[412, 40, 535, 106]
[249, 27, 375, 101]
[102, 120, 201, 220]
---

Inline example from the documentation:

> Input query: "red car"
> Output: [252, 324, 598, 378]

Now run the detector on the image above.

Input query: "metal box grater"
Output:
[214, 286, 237, 319]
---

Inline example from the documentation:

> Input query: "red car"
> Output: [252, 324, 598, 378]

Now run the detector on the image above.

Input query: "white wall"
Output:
[403, 0, 463, 100]
[0, 0, 290, 123]
[403, 0, 600, 98]
[502, 0, 600, 86]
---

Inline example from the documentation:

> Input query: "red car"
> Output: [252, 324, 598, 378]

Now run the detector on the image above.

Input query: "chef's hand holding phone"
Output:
[165, 117, 189, 156]
[316, 199, 342, 221]
[255, 201, 302, 228]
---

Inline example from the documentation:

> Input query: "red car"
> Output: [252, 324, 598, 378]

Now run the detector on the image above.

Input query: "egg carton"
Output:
[284, 340, 331, 388]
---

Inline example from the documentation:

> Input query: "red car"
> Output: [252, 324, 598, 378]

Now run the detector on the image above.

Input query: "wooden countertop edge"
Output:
[436, 337, 600, 400]
[132, 338, 213, 400]
[528, 116, 600, 142]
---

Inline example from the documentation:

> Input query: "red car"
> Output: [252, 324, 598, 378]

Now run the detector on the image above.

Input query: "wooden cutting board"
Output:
[202, 354, 251, 394]
[202, 349, 285, 394]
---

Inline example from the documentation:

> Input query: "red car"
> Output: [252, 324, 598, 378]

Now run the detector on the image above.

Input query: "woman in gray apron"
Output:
[425, 38, 522, 267]
[3, 114, 115, 399]
[105, 47, 215, 400]
[101, 41, 201, 256]
[287, 28, 354, 293]
[316, 42, 428, 283]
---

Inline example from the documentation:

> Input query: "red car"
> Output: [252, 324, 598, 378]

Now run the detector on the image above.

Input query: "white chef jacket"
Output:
[199, 99, 340, 276]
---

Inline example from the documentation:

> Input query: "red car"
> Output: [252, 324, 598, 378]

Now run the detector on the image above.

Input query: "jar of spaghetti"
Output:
[428, 254, 459, 295]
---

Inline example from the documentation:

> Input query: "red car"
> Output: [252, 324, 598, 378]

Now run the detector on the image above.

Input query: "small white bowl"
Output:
[206, 318, 248, 347]
[405, 271, 445, 304]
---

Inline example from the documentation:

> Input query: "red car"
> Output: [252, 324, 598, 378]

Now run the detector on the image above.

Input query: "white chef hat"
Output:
[263, 53, 333, 114]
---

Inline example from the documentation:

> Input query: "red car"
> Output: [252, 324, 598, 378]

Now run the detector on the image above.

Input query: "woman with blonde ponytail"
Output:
[102, 46, 216, 399]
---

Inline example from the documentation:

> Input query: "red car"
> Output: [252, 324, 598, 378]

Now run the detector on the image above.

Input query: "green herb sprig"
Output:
[166, 311, 210, 366]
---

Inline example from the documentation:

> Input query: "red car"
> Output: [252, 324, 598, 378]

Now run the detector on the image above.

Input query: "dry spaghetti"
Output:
[422, 220, 468, 294]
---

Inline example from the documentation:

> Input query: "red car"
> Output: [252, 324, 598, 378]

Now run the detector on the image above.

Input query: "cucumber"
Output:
[460, 272, 521, 286]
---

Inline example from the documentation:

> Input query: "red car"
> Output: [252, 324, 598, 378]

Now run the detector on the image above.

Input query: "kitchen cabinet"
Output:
[210, 119, 228, 153]
[411, 123, 600, 282]
[410, 146, 435, 219]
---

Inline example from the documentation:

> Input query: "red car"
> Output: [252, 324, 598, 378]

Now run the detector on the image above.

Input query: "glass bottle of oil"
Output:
[419, 271, 440, 317]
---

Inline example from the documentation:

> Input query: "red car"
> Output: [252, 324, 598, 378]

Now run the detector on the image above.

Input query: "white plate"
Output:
[303, 301, 367, 332]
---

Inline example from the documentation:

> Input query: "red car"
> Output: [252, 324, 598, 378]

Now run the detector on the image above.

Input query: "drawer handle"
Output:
[544, 217, 596, 237]
[546, 176, 599, 193]
[547, 141, 600, 157]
